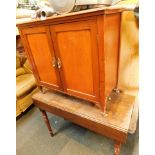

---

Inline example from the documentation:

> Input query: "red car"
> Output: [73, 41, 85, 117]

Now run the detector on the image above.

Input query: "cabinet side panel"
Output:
[104, 13, 121, 98]
[97, 15, 106, 111]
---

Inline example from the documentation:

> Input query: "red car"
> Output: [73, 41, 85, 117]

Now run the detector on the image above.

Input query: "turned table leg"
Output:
[40, 109, 54, 137]
[114, 141, 121, 155]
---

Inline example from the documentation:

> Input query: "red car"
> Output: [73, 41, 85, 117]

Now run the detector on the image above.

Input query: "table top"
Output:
[33, 90, 136, 133]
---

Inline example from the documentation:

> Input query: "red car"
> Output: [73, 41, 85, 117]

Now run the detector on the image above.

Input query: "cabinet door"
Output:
[50, 20, 100, 103]
[22, 26, 62, 90]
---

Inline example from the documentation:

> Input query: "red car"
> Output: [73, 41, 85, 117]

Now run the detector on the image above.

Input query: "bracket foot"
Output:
[113, 88, 121, 94]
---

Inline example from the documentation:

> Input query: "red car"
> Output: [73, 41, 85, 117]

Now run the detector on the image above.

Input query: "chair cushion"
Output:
[16, 103, 22, 117]
[16, 56, 21, 69]
[16, 87, 39, 117]
[16, 67, 26, 77]
[23, 59, 32, 74]
[16, 74, 36, 98]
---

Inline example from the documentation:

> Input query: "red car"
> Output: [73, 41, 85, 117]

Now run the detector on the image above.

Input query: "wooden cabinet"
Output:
[17, 8, 121, 112]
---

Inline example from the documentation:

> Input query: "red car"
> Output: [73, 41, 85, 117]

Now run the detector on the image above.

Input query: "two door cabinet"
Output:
[17, 8, 121, 112]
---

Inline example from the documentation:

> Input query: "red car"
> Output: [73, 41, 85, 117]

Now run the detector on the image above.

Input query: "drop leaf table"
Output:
[32, 90, 137, 155]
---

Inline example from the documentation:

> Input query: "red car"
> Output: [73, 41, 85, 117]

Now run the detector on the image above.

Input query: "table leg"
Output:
[114, 141, 121, 155]
[40, 109, 54, 137]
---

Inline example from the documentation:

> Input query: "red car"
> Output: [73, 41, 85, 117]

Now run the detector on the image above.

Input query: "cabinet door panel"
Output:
[50, 20, 100, 102]
[22, 27, 62, 90]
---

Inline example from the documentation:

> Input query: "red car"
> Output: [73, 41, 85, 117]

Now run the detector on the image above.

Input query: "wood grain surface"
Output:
[22, 27, 62, 90]
[104, 12, 121, 98]
[32, 90, 135, 143]
[50, 19, 100, 103]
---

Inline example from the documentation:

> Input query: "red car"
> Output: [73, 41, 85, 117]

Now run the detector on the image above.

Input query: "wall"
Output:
[118, 11, 139, 96]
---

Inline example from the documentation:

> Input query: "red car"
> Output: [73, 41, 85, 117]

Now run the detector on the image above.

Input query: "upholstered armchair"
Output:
[16, 56, 38, 117]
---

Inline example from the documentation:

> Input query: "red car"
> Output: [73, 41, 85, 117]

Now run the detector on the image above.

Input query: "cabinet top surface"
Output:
[16, 7, 122, 28]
